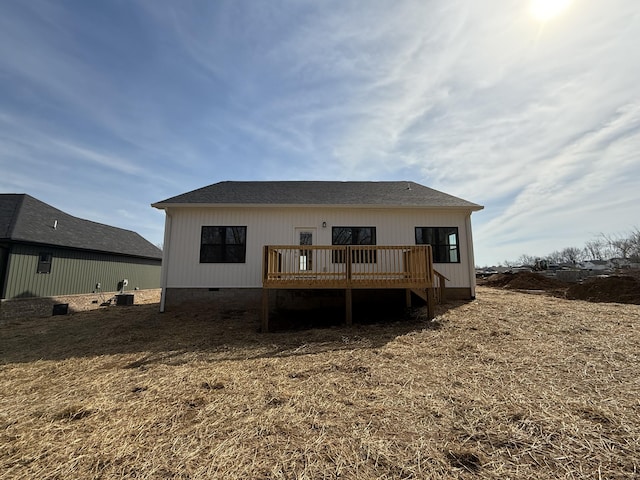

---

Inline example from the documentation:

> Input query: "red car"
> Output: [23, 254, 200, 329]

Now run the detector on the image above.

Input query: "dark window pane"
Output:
[225, 245, 246, 263]
[226, 227, 245, 245]
[37, 253, 52, 274]
[434, 246, 448, 263]
[200, 245, 223, 263]
[332, 227, 375, 246]
[332, 227, 352, 245]
[202, 227, 222, 244]
[299, 232, 312, 246]
[200, 226, 247, 263]
[353, 227, 375, 245]
[415, 227, 459, 263]
[332, 227, 376, 263]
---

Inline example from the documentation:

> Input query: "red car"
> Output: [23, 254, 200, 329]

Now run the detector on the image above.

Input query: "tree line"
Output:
[501, 228, 640, 267]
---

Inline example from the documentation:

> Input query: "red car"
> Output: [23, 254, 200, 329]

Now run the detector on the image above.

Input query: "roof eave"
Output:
[152, 202, 484, 211]
[4, 238, 162, 260]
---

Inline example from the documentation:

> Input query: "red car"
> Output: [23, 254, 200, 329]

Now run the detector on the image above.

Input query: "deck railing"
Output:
[262, 245, 434, 290]
[434, 269, 448, 304]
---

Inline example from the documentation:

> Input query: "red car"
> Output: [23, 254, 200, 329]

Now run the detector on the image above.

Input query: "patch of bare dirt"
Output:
[566, 275, 640, 304]
[483, 271, 567, 290]
[483, 271, 640, 305]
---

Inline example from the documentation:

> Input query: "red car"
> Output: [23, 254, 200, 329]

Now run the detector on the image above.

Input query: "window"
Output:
[415, 227, 460, 263]
[332, 226, 376, 263]
[200, 226, 247, 263]
[37, 253, 52, 274]
[299, 230, 313, 271]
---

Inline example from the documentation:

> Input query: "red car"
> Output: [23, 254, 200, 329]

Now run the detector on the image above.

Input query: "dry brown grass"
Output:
[1, 287, 639, 479]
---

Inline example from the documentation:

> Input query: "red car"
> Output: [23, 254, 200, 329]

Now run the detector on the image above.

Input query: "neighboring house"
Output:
[609, 258, 640, 270]
[0, 194, 162, 307]
[152, 181, 483, 323]
[610, 258, 633, 269]
[580, 260, 610, 271]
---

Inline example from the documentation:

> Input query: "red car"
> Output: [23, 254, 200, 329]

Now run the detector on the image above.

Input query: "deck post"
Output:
[440, 282, 447, 303]
[345, 288, 352, 326]
[345, 246, 352, 325]
[261, 245, 270, 332]
[261, 289, 269, 333]
[262, 245, 269, 285]
[426, 287, 435, 321]
[405, 289, 412, 308]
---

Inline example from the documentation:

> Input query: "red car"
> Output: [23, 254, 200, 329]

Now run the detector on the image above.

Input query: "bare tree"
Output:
[546, 248, 583, 264]
[628, 228, 640, 261]
[584, 239, 606, 260]
[602, 233, 633, 259]
[501, 227, 640, 267]
[516, 254, 537, 267]
[560, 247, 585, 264]
[546, 250, 564, 264]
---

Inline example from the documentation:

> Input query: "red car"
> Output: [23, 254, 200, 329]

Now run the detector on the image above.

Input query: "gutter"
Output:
[465, 213, 477, 299]
[152, 202, 485, 212]
[159, 210, 172, 313]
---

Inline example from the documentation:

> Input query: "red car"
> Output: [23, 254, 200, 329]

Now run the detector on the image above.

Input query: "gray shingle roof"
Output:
[0, 194, 162, 259]
[153, 181, 483, 210]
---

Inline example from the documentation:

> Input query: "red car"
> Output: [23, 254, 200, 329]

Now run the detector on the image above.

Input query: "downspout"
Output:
[465, 213, 477, 299]
[159, 209, 172, 313]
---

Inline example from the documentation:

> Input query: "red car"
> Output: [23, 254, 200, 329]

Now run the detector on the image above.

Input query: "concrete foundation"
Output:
[163, 286, 473, 314]
[163, 288, 263, 312]
[442, 287, 475, 300]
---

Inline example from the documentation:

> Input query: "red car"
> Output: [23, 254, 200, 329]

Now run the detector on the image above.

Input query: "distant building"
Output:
[580, 260, 610, 272]
[610, 258, 632, 269]
[0, 194, 162, 309]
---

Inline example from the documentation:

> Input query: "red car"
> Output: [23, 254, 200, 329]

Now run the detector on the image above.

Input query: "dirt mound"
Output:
[483, 272, 640, 304]
[566, 275, 640, 304]
[484, 271, 567, 291]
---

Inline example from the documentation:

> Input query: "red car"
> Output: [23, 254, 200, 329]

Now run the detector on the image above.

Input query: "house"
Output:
[0, 194, 162, 319]
[152, 181, 483, 328]
[610, 257, 633, 269]
[580, 260, 611, 272]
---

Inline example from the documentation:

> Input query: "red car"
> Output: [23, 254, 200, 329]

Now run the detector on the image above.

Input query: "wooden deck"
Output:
[261, 245, 445, 331]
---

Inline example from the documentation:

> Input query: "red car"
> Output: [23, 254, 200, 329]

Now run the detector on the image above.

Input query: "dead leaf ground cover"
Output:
[1, 287, 639, 479]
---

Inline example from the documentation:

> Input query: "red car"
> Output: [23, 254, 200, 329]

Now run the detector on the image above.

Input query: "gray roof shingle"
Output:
[0, 194, 162, 260]
[153, 181, 483, 210]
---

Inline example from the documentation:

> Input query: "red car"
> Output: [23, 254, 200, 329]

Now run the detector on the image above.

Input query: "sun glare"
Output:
[530, 0, 573, 22]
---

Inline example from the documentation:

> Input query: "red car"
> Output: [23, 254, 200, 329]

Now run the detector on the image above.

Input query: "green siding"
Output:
[3, 243, 161, 299]
[0, 245, 8, 298]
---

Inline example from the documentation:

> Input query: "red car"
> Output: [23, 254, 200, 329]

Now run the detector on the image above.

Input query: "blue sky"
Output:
[1, 0, 638, 266]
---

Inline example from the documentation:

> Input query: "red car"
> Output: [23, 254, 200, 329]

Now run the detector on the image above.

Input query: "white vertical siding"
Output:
[164, 206, 477, 289]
